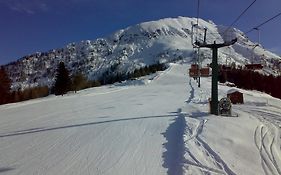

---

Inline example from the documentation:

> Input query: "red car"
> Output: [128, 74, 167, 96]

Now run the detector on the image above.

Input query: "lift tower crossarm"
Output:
[194, 38, 237, 48]
[195, 38, 237, 115]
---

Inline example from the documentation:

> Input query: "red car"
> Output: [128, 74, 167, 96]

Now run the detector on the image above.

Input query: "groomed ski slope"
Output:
[0, 62, 281, 175]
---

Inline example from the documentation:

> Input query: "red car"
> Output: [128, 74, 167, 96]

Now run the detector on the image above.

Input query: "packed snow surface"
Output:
[0, 62, 281, 175]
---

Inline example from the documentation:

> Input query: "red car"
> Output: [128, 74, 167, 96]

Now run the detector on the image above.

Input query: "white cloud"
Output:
[269, 46, 281, 55]
[1, 0, 49, 14]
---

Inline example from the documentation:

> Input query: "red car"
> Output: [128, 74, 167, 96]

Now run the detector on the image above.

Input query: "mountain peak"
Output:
[3, 16, 281, 90]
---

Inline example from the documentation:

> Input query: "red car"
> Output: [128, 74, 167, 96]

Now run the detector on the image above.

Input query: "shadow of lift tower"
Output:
[194, 38, 237, 115]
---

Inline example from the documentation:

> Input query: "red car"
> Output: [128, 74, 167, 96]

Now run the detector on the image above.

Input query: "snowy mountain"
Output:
[3, 16, 281, 90]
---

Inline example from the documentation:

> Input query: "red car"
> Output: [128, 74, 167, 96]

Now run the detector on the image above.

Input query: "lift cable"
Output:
[245, 12, 281, 34]
[223, 0, 257, 35]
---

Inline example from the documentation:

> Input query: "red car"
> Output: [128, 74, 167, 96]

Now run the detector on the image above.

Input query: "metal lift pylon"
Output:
[195, 38, 237, 115]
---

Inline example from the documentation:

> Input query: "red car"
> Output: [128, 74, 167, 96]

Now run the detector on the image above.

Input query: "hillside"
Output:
[1, 62, 281, 174]
[2, 16, 281, 90]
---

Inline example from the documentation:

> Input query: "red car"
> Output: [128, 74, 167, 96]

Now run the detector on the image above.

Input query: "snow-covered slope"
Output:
[3, 16, 281, 90]
[1, 62, 281, 175]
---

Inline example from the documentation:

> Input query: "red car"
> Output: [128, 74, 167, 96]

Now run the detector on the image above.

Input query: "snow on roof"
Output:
[227, 88, 241, 94]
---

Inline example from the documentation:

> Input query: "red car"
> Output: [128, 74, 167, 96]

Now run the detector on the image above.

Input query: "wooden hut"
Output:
[189, 64, 199, 77]
[227, 89, 244, 104]
[189, 64, 210, 77]
[200, 67, 210, 77]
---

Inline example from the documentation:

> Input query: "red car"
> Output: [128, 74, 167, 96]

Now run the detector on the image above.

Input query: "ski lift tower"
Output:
[254, 27, 260, 44]
[191, 22, 208, 87]
[252, 28, 260, 64]
[195, 38, 237, 115]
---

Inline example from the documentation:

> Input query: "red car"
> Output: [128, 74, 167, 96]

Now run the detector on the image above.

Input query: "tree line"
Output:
[0, 62, 166, 105]
[219, 65, 281, 99]
[100, 62, 166, 85]
[0, 66, 51, 105]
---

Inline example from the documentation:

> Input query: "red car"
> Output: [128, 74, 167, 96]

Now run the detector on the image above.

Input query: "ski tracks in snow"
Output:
[175, 78, 236, 175]
[254, 125, 281, 175]
[236, 105, 281, 175]
[183, 117, 235, 175]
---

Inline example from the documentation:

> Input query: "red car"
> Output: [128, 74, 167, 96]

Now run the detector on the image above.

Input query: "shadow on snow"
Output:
[0, 114, 177, 138]
[162, 108, 187, 175]
[0, 167, 14, 173]
[185, 79, 195, 104]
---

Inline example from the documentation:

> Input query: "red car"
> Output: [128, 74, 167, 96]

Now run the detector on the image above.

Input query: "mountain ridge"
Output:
[3, 16, 281, 90]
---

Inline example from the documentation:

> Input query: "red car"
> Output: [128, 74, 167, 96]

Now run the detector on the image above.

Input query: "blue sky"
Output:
[0, 0, 280, 65]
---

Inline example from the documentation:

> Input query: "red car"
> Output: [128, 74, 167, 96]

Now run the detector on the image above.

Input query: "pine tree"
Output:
[54, 62, 72, 96]
[218, 70, 227, 83]
[90, 80, 101, 87]
[72, 73, 89, 92]
[0, 67, 12, 104]
[12, 90, 21, 103]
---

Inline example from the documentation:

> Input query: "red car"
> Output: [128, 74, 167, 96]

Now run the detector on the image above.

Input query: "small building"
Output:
[189, 64, 210, 77]
[227, 89, 244, 104]
[245, 64, 263, 70]
[200, 67, 210, 77]
[189, 64, 199, 77]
